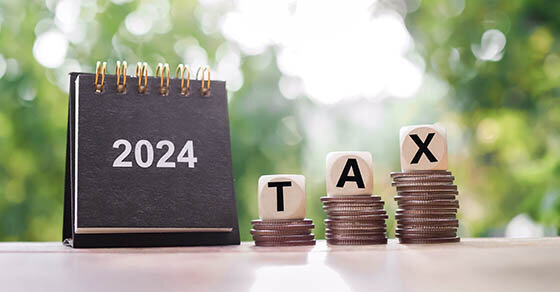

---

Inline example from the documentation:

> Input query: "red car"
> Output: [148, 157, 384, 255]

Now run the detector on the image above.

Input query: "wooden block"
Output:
[326, 152, 373, 196]
[258, 175, 306, 220]
[400, 124, 448, 171]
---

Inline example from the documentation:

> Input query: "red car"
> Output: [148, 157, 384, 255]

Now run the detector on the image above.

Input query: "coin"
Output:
[324, 202, 385, 207]
[393, 180, 454, 185]
[327, 238, 387, 245]
[397, 231, 457, 237]
[252, 219, 313, 225]
[322, 199, 384, 203]
[396, 207, 457, 213]
[396, 221, 458, 227]
[326, 234, 387, 241]
[395, 232, 457, 239]
[326, 232, 386, 238]
[323, 205, 385, 212]
[393, 175, 454, 183]
[396, 232, 457, 239]
[391, 170, 452, 178]
[325, 224, 386, 231]
[326, 229, 387, 234]
[397, 207, 459, 213]
[325, 218, 387, 224]
[398, 190, 459, 196]
[326, 227, 386, 233]
[396, 213, 457, 219]
[323, 209, 386, 215]
[328, 233, 387, 238]
[396, 225, 458, 231]
[322, 201, 385, 207]
[325, 225, 386, 232]
[252, 234, 315, 242]
[398, 237, 460, 244]
[252, 224, 314, 230]
[398, 201, 459, 209]
[323, 194, 381, 198]
[392, 181, 455, 187]
[320, 196, 381, 203]
[250, 229, 312, 236]
[254, 240, 316, 247]
[396, 185, 458, 192]
[326, 226, 386, 232]
[396, 208, 457, 214]
[325, 228, 386, 234]
[396, 228, 457, 234]
[327, 215, 389, 220]
[325, 208, 387, 213]
[326, 222, 386, 228]
[395, 213, 456, 220]
[395, 195, 457, 201]
[397, 199, 458, 204]
[396, 227, 457, 233]
[397, 217, 459, 223]
[397, 221, 458, 228]
[324, 210, 387, 216]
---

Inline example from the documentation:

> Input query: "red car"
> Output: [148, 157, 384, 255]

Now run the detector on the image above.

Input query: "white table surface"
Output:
[1, 238, 559, 292]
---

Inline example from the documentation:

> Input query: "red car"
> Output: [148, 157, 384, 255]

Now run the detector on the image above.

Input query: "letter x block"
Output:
[326, 152, 373, 196]
[400, 124, 448, 171]
[258, 175, 306, 220]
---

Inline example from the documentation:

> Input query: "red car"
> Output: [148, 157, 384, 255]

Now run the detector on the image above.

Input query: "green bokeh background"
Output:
[0, 0, 559, 241]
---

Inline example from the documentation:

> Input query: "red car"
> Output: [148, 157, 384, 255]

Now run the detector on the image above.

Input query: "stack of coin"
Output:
[251, 219, 316, 247]
[390, 170, 460, 244]
[320, 195, 388, 245]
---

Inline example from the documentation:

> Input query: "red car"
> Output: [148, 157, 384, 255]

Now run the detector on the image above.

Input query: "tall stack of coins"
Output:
[321, 195, 388, 245]
[322, 152, 387, 245]
[390, 170, 460, 244]
[250, 219, 316, 246]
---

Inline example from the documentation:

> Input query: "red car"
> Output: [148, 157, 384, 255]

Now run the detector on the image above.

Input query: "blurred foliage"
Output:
[406, 0, 560, 235]
[0, 0, 558, 241]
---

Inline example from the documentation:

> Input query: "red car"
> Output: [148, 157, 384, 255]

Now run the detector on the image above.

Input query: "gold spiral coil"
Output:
[94, 62, 212, 95]
[196, 66, 211, 96]
[136, 62, 148, 94]
[155, 63, 170, 95]
[95, 61, 107, 93]
[115, 61, 127, 93]
[175, 64, 191, 96]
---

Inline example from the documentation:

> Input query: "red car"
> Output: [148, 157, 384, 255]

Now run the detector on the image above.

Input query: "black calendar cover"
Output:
[63, 72, 240, 248]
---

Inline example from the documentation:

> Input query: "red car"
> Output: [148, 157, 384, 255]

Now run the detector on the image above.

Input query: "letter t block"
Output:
[258, 175, 306, 220]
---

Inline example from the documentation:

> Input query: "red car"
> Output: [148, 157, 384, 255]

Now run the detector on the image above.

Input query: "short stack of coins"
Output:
[250, 219, 316, 247]
[321, 195, 388, 245]
[252, 174, 316, 247]
[391, 170, 460, 243]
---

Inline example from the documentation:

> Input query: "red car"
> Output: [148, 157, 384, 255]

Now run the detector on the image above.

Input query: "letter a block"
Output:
[326, 152, 373, 196]
[400, 124, 448, 171]
[258, 175, 306, 220]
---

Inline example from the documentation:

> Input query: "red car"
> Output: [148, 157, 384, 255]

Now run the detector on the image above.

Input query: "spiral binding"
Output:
[136, 62, 148, 94]
[94, 61, 107, 93]
[196, 66, 211, 96]
[94, 60, 211, 96]
[155, 63, 170, 95]
[176, 64, 191, 96]
[115, 61, 127, 93]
